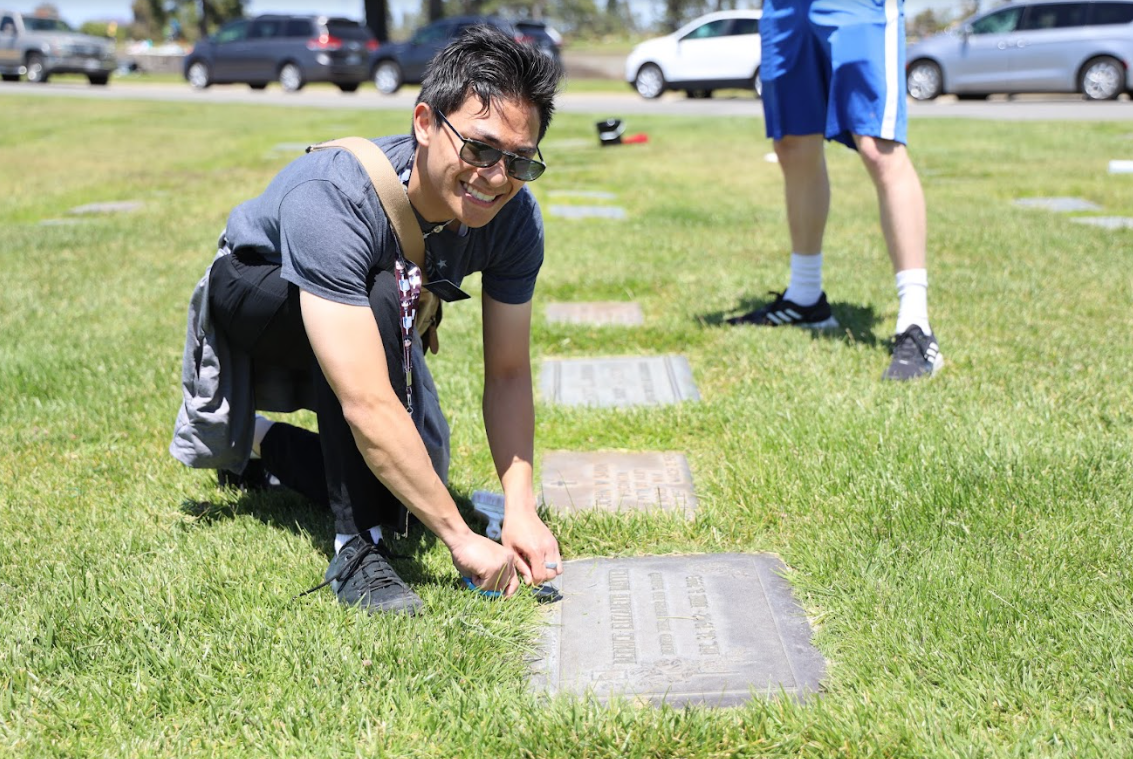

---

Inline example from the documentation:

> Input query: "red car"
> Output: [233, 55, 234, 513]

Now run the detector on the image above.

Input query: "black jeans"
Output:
[208, 251, 408, 535]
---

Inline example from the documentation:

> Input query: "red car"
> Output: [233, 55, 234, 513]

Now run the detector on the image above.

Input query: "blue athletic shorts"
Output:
[761, 0, 908, 149]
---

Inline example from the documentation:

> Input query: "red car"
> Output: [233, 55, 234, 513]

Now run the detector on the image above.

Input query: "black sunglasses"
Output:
[433, 108, 546, 182]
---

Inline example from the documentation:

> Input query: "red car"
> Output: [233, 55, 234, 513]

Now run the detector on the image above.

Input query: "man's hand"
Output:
[502, 506, 562, 586]
[450, 532, 520, 596]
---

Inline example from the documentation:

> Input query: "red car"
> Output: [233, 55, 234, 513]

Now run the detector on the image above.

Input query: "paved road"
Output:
[3, 80, 1133, 120]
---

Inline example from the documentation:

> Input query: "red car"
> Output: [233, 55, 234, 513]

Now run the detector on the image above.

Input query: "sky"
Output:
[20, 0, 976, 29]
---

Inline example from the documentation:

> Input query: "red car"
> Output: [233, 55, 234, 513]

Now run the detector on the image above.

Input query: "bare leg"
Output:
[852, 135, 926, 272]
[774, 134, 829, 255]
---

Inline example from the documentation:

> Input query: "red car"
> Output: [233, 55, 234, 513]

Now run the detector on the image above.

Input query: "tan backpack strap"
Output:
[308, 137, 442, 354]
[308, 137, 426, 272]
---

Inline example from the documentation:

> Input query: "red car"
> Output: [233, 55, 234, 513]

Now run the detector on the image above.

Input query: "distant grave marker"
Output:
[1014, 197, 1101, 212]
[549, 205, 627, 220]
[68, 201, 143, 215]
[540, 355, 699, 407]
[547, 190, 618, 200]
[1108, 159, 1133, 174]
[545, 301, 643, 327]
[1071, 216, 1133, 230]
[271, 142, 311, 154]
[39, 219, 84, 227]
[532, 554, 826, 707]
[540, 451, 697, 516]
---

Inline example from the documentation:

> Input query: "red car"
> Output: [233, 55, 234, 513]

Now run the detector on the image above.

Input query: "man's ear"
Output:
[412, 103, 434, 146]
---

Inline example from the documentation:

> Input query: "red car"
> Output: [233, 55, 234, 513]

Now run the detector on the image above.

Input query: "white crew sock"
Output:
[334, 526, 384, 554]
[250, 414, 275, 459]
[895, 268, 931, 336]
[782, 252, 823, 307]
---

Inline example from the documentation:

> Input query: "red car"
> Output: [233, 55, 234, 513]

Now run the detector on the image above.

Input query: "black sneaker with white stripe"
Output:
[726, 291, 840, 330]
[882, 325, 943, 381]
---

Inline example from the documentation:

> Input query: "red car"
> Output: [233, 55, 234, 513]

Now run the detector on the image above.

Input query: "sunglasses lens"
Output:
[509, 159, 545, 181]
[461, 141, 502, 168]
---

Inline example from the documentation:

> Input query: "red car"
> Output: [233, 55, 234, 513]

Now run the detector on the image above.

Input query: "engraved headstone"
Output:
[540, 355, 699, 407]
[541, 451, 697, 516]
[545, 302, 644, 327]
[549, 205, 627, 220]
[1014, 197, 1101, 212]
[68, 201, 144, 215]
[1071, 216, 1133, 230]
[532, 554, 825, 706]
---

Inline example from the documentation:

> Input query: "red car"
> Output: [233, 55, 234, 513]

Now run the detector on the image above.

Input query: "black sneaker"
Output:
[726, 291, 840, 329]
[308, 535, 424, 615]
[882, 325, 943, 381]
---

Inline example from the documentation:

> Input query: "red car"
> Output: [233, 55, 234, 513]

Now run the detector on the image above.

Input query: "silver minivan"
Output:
[907, 0, 1133, 100]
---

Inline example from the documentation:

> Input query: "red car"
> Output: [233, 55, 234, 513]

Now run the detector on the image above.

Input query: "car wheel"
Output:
[1080, 56, 1123, 101]
[634, 63, 664, 99]
[25, 53, 48, 84]
[336, 82, 359, 93]
[187, 60, 211, 89]
[279, 63, 304, 93]
[906, 59, 942, 101]
[88, 74, 109, 86]
[372, 60, 402, 94]
[249, 82, 267, 90]
[753, 66, 762, 100]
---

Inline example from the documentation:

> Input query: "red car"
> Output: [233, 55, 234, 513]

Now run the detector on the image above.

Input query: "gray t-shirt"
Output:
[223, 134, 543, 307]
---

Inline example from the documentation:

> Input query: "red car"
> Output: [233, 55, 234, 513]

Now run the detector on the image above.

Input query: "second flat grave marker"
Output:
[545, 302, 644, 327]
[540, 355, 699, 408]
[541, 450, 698, 516]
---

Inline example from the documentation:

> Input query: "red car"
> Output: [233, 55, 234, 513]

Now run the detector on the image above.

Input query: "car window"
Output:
[327, 20, 372, 40]
[215, 20, 249, 43]
[249, 19, 285, 39]
[682, 19, 731, 41]
[730, 18, 759, 35]
[24, 17, 72, 32]
[413, 23, 449, 44]
[1019, 2, 1088, 29]
[0, 16, 14, 34]
[1090, 2, 1133, 24]
[285, 19, 312, 37]
[970, 7, 1024, 33]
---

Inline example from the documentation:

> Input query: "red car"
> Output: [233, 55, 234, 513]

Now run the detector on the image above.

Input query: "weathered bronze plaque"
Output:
[548, 205, 627, 220]
[539, 355, 699, 407]
[1014, 197, 1100, 212]
[531, 554, 825, 707]
[540, 451, 697, 516]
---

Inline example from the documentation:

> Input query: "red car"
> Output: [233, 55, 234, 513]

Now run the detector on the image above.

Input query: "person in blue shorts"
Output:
[727, 0, 943, 381]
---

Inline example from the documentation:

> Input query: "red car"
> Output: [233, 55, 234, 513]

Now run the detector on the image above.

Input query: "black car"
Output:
[184, 14, 377, 93]
[370, 15, 523, 94]
[515, 20, 562, 63]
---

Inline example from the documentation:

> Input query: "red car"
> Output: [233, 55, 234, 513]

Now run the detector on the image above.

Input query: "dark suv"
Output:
[184, 14, 377, 93]
[370, 16, 522, 94]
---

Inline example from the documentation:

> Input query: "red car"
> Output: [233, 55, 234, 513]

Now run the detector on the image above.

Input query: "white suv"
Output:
[625, 10, 762, 100]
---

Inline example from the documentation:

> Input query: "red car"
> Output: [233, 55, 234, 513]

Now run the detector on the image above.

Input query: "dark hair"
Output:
[416, 24, 562, 142]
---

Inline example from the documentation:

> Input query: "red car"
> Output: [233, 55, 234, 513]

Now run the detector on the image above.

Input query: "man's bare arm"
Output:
[482, 294, 561, 585]
[300, 290, 518, 592]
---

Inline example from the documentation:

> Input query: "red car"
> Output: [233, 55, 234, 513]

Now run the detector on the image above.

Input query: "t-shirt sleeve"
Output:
[480, 195, 544, 305]
[277, 179, 379, 307]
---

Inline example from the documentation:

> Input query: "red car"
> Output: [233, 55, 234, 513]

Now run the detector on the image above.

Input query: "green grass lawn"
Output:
[1, 95, 1132, 758]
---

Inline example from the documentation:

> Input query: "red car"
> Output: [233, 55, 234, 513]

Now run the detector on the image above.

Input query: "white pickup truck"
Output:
[0, 11, 116, 84]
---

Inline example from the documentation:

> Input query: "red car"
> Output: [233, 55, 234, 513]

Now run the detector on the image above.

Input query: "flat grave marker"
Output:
[532, 554, 826, 707]
[1071, 216, 1133, 230]
[1014, 197, 1101, 212]
[540, 450, 697, 516]
[547, 190, 618, 200]
[549, 205, 627, 220]
[68, 201, 144, 215]
[545, 301, 644, 327]
[540, 355, 699, 408]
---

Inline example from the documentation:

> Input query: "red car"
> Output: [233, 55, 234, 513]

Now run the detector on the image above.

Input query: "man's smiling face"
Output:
[410, 96, 541, 228]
